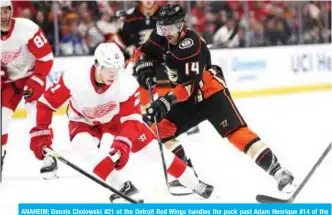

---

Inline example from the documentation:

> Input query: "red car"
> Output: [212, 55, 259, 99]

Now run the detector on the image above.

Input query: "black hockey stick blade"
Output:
[256, 195, 291, 203]
[169, 191, 194, 196]
[256, 142, 331, 203]
[44, 148, 140, 203]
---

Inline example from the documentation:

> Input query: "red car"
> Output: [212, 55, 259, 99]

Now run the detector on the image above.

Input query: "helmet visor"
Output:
[156, 22, 183, 37]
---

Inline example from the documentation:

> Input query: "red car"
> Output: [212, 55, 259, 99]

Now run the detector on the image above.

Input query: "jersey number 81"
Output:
[33, 32, 48, 48]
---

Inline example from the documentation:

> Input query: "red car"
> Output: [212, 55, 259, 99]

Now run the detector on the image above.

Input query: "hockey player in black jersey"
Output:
[111, 0, 160, 59]
[134, 4, 297, 196]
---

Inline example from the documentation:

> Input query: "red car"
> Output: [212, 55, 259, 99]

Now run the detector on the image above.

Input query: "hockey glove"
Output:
[24, 73, 46, 103]
[146, 93, 177, 122]
[30, 127, 53, 160]
[134, 59, 156, 90]
[110, 139, 130, 170]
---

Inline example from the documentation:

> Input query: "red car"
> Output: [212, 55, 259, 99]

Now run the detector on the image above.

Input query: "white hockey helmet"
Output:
[94, 42, 125, 71]
[0, 0, 12, 9]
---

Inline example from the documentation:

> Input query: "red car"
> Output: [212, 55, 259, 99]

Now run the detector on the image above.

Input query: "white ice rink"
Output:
[1, 91, 331, 214]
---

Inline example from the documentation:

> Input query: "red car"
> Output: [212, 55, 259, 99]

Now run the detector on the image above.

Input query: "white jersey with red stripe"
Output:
[0, 18, 53, 82]
[40, 65, 140, 125]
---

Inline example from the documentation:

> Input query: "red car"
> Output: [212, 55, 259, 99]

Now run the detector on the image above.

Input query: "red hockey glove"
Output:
[110, 138, 130, 170]
[24, 73, 46, 103]
[30, 127, 53, 160]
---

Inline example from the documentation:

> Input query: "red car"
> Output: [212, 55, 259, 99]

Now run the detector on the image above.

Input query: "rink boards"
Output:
[12, 44, 332, 118]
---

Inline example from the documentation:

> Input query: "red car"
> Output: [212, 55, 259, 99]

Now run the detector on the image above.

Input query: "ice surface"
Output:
[1, 91, 331, 214]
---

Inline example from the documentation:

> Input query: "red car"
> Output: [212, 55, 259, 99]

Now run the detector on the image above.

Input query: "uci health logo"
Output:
[231, 58, 266, 72]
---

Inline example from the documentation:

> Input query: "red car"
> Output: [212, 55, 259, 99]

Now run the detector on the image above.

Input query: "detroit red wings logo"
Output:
[82, 101, 118, 119]
[1, 48, 22, 65]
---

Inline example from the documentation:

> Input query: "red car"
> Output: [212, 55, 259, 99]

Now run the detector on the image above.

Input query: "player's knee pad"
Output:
[151, 119, 177, 143]
[227, 126, 259, 152]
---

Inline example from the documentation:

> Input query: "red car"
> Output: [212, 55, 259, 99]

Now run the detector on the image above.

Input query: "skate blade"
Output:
[169, 186, 194, 196]
[42, 171, 59, 180]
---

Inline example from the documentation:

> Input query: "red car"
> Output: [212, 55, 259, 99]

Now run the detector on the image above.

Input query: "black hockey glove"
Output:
[134, 59, 156, 90]
[146, 93, 177, 122]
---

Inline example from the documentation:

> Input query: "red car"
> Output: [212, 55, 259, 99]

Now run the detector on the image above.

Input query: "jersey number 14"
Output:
[185, 62, 199, 75]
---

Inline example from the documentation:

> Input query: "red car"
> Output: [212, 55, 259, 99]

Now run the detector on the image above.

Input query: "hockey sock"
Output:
[171, 145, 198, 177]
[172, 144, 186, 161]
[245, 140, 281, 176]
[168, 154, 199, 191]
[93, 156, 116, 181]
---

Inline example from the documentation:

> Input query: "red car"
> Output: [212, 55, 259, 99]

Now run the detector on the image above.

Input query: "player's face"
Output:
[1, 6, 12, 30]
[157, 23, 181, 44]
[100, 67, 120, 85]
[141, 0, 155, 9]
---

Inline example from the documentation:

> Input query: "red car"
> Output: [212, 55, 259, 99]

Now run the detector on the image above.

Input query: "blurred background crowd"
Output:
[12, 0, 331, 56]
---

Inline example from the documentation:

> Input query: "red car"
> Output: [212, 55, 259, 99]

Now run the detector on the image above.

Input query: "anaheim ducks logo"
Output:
[1, 47, 22, 65]
[138, 29, 154, 45]
[179, 38, 194, 49]
[165, 65, 178, 83]
[82, 101, 118, 119]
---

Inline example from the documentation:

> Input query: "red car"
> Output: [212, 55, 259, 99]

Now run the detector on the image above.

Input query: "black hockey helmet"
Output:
[156, 4, 186, 38]
[156, 4, 185, 26]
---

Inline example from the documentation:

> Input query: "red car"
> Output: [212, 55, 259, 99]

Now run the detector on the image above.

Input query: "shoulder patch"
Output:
[126, 7, 135, 15]
[179, 38, 194, 49]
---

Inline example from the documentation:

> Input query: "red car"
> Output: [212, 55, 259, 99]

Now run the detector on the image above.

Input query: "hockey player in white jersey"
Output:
[29, 42, 214, 201]
[1, 0, 54, 176]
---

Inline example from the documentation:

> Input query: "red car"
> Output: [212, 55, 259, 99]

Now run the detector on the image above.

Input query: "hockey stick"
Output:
[145, 79, 193, 196]
[256, 142, 332, 203]
[146, 78, 170, 188]
[43, 148, 140, 203]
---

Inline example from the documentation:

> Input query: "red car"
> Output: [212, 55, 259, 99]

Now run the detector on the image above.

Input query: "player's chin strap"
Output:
[43, 147, 140, 204]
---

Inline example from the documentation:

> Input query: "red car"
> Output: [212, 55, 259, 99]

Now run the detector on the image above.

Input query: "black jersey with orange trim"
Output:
[113, 5, 159, 52]
[138, 29, 225, 103]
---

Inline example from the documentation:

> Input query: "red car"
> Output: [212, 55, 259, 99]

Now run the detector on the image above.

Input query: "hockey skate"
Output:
[41, 155, 59, 180]
[274, 168, 297, 194]
[193, 180, 214, 199]
[109, 181, 143, 203]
